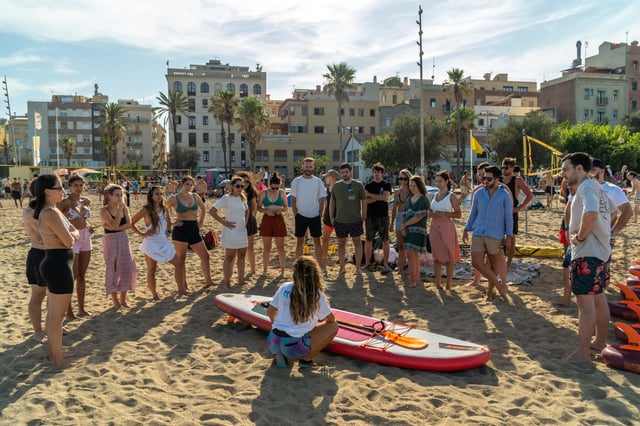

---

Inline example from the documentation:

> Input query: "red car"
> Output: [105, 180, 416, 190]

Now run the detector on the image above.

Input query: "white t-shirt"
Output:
[569, 178, 611, 262]
[601, 181, 629, 209]
[271, 282, 332, 338]
[290, 175, 326, 218]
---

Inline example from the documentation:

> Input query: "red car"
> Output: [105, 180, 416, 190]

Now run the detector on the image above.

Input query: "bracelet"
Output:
[576, 236, 585, 242]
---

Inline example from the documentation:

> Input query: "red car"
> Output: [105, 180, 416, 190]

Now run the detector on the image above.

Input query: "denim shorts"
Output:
[268, 329, 311, 360]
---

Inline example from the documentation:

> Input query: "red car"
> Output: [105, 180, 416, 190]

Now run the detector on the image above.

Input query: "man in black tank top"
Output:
[500, 157, 534, 269]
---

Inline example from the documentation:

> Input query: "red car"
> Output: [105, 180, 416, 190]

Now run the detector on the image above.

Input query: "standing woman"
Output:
[257, 172, 288, 276]
[33, 174, 78, 368]
[391, 169, 412, 273]
[429, 170, 461, 290]
[131, 185, 187, 299]
[267, 255, 338, 368]
[320, 170, 340, 269]
[166, 176, 214, 289]
[400, 175, 430, 288]
[100, 184, 136, 308]
[209, 175, 249, 289]
[23, 179, 47, 343]
[238, 171, 258, 276]
[58, 174, 93, 319]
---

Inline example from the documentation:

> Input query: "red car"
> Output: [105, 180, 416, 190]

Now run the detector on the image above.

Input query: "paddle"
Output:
[337, 319, 428, 350]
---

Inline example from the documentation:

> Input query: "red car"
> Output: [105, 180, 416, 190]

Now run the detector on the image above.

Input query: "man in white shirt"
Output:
[591, 158, 632, 243]
[290, 157, 326, 262]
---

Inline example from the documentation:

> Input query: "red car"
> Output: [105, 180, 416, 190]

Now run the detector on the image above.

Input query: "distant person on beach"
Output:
[463, 166, 512, 302]
[33, 174, 79, 368]
[290, 157, 326, 263]
[362, 162, 392, 274]
[591, 158, 632, 243]
[391, 169, 412, 274]
[320, 169, 340, 270]
[167, 176, 214, 290]
[561, 152, 612, 363]
[131, 185, 187, 299]
[500, 157, 533, 270]
[626, 171, 640, 223]
[209, 175, 249, 289]
[257, 172, 288, 276]
[195, 175, 207, 203]
[330, 162, 367, 275]
[459, 170, 472, 200]
[429, 170, 461, 290]
[11, 178, 22, 208]
[540, 171, 555, 210]
[237, 171, 258, 276]
[165, 176, 178, 197]
[267, 255, 338, 368]
[23, 179, 47, 343]
[100, 184, 136, 309]
[58, 174, 94, 320]
[401, 175, 430, 288]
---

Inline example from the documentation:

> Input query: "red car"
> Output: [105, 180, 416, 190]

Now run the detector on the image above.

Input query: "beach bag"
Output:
[203, 230, 218, 250]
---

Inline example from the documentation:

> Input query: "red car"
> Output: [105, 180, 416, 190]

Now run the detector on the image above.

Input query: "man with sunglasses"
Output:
[500, 157, 533, 270]
[463, 165, 512, 302]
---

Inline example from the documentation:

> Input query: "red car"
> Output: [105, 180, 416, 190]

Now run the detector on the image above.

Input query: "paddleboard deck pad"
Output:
[214, 293, 490, 371]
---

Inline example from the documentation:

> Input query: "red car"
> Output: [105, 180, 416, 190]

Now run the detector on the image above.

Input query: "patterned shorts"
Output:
[570, 256, 610, 295]
[267, 329, 311, 360]
[334, 221, 364, 239]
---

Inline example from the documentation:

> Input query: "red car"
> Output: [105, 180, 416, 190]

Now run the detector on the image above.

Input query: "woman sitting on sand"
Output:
[267, 255, 338, 368]
[209, 175, 249, 289]
[130, 185, 187, 299]
[33, 174, 79, 368]
[100, 184, 136, 309]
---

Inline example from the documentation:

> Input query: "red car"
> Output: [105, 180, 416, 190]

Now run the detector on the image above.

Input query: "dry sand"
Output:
[1, 192, 639, 425]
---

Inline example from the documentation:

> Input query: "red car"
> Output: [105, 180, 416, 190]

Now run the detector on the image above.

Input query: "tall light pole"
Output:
[416, 6, 425, 176]
[2, 76, 16, 164]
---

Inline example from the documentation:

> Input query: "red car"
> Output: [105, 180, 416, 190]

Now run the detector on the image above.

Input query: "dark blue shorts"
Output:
[334, 221, 364, 239]
[268, 329, 311, 360]
[570, 256, 610, 296]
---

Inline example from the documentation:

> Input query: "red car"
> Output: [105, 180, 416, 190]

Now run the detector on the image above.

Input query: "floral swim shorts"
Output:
[570, 256, 610, 295]
[267, 329, 311, 360]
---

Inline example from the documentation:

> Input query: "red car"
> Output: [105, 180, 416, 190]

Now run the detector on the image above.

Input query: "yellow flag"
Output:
[471, 136, 484, 154]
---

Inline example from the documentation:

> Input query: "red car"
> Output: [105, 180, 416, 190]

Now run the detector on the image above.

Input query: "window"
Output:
[517, 86, 528, 92]
[188, 116, 196, 129]
[187, 82, 196, 96]
[584, 89, 590, 100]
[202, 98, 209, 109]
[313, 150, 326, 157]
[314, 107, 325, 116]
[203, 132, 209, 143]
[176, 133, 182, 143]
[340, 108, 344, 116]
[369, 126, 375, 135]
[173, 81, 183, 92]
[382, 94, 386, 103]
[290, 125, 307, 133]
[349, 108, 355, 116]
[478, 118, 485, 126]
[301, 106, 307, 116]
[253, 84, 262, 95]
[385, 117, 392, 127]
[293, 150, 306, 161]
[613, 90, 619, 100]
[369, 109, 375, 117]
[176, 116, 182, 125]
[314, 126, 324, 133]
[289, 105, 295, 116]
[274, 149, 287, 162]
[503, 86, 513, 92]
[634, 61, 638, 72]
[597, 111, 606, 123]
[240, 84, 248, 98]
[200, 83, 209, 93]
[633, 81, 638, 91]
[227, 83, 236, 93]
[188, 133, 196, 147]
[430, 98, 436, 108]
[633, 100, 638, 111]
[332, 150, 340, 162]
[203, 151, 209, 162]
[202, 116, 209, 126]
[358, 108, 364, 117]
[583, 109, 589, 120]
[188, 99, 195, 112]
[613, 110, 618, 121]
[392, 94, 397, 104]
[256, 149, 268, 161]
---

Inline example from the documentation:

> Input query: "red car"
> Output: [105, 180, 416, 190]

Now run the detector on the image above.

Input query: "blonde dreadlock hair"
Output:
[289, 256, 325, 324]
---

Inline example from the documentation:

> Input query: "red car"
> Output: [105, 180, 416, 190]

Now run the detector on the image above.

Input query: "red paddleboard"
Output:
[630, 266, 640, 279]
[602, 322, 640, 374]
[214, 293, 491, 371]
[609, 284, 640, 321]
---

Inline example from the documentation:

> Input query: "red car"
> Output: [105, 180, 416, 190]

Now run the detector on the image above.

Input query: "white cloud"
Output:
[0, 50, 44, 67]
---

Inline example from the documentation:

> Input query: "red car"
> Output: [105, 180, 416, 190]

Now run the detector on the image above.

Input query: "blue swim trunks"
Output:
[570, 256, 610, 296]
[268, 329, 311, 360]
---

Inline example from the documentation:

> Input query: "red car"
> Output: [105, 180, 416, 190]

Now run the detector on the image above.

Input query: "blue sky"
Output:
[1, 0, 638, 117]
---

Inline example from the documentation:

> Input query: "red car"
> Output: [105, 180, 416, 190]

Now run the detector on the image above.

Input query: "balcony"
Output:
[596, 97, 608, 106]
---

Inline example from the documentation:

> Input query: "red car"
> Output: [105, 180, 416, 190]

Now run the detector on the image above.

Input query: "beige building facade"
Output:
[116, 99, 156, 169]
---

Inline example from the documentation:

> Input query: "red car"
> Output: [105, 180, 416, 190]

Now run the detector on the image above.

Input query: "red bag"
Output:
[203, 230, 218, 250]
[558, 229, 569, 246]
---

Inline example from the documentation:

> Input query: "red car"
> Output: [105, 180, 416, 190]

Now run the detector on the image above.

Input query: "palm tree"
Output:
[322, 63, 357, 164]
[98, 103, 129, 167]
[443, 68, 472, 175]
[237, 97, 269, 171]
[155, 90, 189, 169]
[60, 136, 76, 167]
[209, 90, 238, 172]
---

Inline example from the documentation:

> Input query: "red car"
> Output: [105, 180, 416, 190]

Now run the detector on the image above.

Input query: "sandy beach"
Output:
[1, 191, 639, 425]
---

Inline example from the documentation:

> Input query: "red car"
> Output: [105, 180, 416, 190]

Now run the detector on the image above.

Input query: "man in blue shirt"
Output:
[463, 165, 513, 302]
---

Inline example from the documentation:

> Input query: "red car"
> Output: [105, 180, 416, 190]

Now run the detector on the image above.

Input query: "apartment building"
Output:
[165, 59, 267, 170]
[116, 99, 156, 168]
[470, 73, 539, 107]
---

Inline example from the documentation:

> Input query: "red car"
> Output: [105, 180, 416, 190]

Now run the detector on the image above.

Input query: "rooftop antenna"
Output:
[626, 30, 629, 44]
[431, 56, 435, 80]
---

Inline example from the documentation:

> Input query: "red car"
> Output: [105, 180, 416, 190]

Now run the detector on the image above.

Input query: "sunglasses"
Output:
[483, 176, 494, 182]
[50, 186, 64, 191]
[398, 177, 408, 181]
[270, 186, 279, 190]
[234, 184, 244, 189]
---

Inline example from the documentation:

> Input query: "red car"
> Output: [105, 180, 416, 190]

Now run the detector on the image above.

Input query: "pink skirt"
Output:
[429, 218, 461, 263]
[102, 232, 137, 294]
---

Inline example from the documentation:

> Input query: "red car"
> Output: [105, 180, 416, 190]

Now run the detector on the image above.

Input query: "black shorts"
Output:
[294, 214, 322, 238]
[171, 220, 203, 245]
[39, 249, 74, 294]
[26, 248, 46, 286]
[11, 190, 21, 200]
[544, 186, 554, 194]
[246, 213, 258, 236]
[365, 216, 390, 241]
